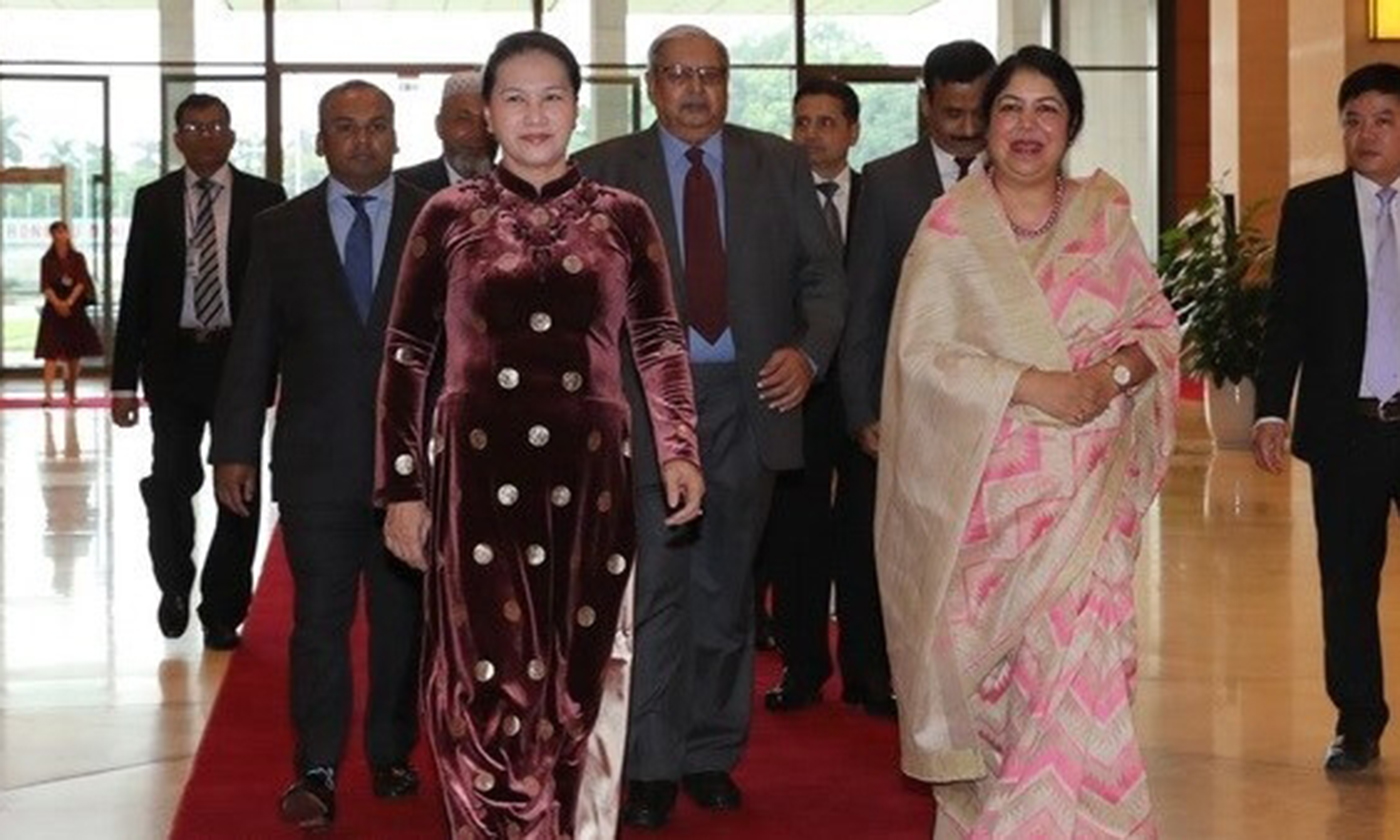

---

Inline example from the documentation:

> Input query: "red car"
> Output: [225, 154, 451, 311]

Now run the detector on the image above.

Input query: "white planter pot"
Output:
[1204, 376, 1256, 450]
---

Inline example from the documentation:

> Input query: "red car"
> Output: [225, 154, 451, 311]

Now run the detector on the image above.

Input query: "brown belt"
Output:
[1356, 396, 1400, 423]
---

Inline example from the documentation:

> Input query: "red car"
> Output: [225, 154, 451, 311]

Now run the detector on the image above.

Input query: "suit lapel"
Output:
[368, 184, 420, 332]
[721, 127, 754, 291]
[305, 181, 364, 326]
[633, 127, 687, 309]
[918, 140, 945, 198]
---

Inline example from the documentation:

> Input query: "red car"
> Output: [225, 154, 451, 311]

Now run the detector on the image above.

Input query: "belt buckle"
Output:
[1381, 397, 1400, 423]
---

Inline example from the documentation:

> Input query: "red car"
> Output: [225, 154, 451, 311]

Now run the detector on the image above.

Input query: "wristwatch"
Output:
[1111, 361, 1132, 392]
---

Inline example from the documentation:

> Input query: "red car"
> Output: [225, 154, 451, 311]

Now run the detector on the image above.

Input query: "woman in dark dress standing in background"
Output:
[376, 31, 704, 839]
[35, 220, 103, 405]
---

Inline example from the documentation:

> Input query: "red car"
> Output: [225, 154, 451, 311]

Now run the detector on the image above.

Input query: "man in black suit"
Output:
[759, 76, 878, 715]
[1254, 62, 1400, 774]
[211, 80, 426, 829]
[110, 93, 286, 650]
[396, 69, 495, 193]
[834, 40, 994, 714]
[576, 25, 845, 829]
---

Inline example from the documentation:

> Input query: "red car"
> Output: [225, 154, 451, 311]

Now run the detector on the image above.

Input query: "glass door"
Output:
[0, 75, 111, 372]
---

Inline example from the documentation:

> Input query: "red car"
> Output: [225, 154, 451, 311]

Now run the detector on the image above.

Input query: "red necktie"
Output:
[683, 147, 727, 343]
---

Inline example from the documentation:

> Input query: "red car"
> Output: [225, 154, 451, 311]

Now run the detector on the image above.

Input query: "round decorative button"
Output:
[472, 543, 494, 565]
[529, 207, 551, 226]
[561, 371, 583, 392]
[474, 771, 495, 792]
[393, 347, 412, 364]
[527, 659, 546, 681]
[448, 714, 467, 738]
[502, 600, 522, 622]
[497, 367, 520, 390]
[562, 254, 584, 274]
[520, 777, 542, 798]
[596, 491, 612, 513]
[471, 208, 492, 226]
[525, 544, 546, 566]
[527, 425, 551, 447]
[473, 660, 495, 682]
[590, 213, 610, 232]
[606, 554, 627, 575]
[410, 236, 428, 258]
[586, 430, 602, 452]
[469, 428, 488, 450]
[536, 719, 555, 740]
[550, 486, 572, 507]
[497, 484, 519, 506]
[529, 311, 552, 333]
[502, 715, 522, 736]
[576, 606, 597, 628]
[393, 454, 415, 476]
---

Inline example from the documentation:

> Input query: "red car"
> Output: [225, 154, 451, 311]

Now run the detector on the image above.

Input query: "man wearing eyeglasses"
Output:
[111, 93, 286, 651]
[576, 24, 845, 830]
[397, 69, 496, 193]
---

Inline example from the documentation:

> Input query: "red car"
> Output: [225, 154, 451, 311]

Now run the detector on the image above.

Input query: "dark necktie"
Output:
[344, 194, 375, 322]
[955, 156, 975, 180]
[816, 181, 842, 245]
[191, 178, 225, 327]
[683, 147, 727, 343]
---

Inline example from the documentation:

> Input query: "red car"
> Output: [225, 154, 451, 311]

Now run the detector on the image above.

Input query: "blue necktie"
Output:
[344, 194, 375, 322]
[1363, 187, 1400, 399]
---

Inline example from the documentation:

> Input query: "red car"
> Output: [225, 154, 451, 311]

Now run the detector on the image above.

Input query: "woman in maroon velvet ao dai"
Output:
[376, 31, 704, 839]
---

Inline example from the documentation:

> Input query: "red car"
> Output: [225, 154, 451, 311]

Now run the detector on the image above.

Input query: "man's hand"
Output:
[758, 347, 814, 413]
[856, 421, 880, 457]
[384, 501, 432, 570]
[661, 459, 705, 526]
[214, 463, 259, 517]
[111, 396, 141, 428]
[1252, 421, 1289, 474]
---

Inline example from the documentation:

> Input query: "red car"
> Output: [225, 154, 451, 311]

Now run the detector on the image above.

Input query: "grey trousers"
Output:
[624, 363, 776, 780]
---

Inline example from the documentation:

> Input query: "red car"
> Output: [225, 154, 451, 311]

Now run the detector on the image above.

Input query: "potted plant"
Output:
[1158, 184, 1275, 449]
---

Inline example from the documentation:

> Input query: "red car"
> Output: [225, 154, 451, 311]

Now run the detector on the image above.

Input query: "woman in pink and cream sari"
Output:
[876, 46, 1179, 838]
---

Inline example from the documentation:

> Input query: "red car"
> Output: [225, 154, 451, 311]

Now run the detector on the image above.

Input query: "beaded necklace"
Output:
[993, 172, 1065, 239]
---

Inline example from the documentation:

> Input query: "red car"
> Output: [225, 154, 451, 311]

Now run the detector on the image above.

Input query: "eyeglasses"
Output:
[655, 64, 728, 87]
[177, 122, 230, 137]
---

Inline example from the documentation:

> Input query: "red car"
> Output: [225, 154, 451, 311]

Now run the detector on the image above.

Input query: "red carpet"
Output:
[172, 533, 931, 839]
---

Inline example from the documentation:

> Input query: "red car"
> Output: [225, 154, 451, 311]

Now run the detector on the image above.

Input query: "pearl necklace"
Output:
[994, 173, 1065, 239]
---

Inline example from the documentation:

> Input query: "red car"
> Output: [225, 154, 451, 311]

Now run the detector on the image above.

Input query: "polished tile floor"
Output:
[0, 382, 1396, 838]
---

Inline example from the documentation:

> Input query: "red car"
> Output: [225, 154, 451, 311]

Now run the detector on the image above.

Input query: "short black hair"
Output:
[483, 31, 582, 99]
[922, 40, 996, 91]
[317, 80, 394, 129]
[49, 220, 67, 235]
[980, 45, 1086, 143]
[173, 93, 230, 128]
[794, 77, 860, 123]
[1338, 63, 1400, 111]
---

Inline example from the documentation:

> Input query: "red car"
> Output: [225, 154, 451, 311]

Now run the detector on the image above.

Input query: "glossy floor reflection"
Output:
[0, 384, 1396, 838]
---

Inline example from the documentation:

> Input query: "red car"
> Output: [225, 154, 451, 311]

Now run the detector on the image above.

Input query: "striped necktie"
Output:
[191, 178, 224, 328]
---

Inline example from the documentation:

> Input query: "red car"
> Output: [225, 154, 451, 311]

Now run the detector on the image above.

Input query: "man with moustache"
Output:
[1254, 62, 1400, 773]
[760, 76, 881, 716]
[576, 24, 845, 829]
[398, 69, 495, 192]
[835, 39, 995, 715]
[110, 93, 286, 650]
[211, 80, 428, 829]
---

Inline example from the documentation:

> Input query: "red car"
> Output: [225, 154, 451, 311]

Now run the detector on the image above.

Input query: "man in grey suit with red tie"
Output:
[576, 24, 845, 830]
[211, 80, 426, 829]
[1254, 62, 1400, 774]
[110, 93, 286, 650]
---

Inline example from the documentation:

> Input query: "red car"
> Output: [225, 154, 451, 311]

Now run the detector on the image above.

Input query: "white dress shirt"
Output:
[180, 163, 234, 329]
[812, 166, 854, 240]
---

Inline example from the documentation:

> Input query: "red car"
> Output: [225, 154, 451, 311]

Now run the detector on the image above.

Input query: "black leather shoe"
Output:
[764, 675, 821, 712]
[371, 762, 420, 798]
[158, 593, 190, 639]
[203, 624, 241, 651]
[280, 768, 335, 829]
[681, 770, 742, 811]
[622, 779, 678, 829]
[1324, 735, 1380, 772]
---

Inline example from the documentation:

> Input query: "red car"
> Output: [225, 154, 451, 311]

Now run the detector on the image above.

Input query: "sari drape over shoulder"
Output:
[876, 170, 1178, 837]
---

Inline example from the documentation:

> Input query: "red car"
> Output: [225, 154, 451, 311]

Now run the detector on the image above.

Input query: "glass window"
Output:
[0, 2, 159, 64]
[804, 0, 997, 67]
[844, 81, 922, 170]
[273, 2, 532, 64]
[195, 0, 265, 63]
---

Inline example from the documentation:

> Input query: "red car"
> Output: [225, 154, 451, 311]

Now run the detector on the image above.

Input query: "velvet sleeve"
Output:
[375, 196, 452, 506]
[615, 193, 700, 470]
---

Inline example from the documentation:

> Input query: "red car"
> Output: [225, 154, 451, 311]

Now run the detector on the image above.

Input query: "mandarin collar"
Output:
[496, 163, 582, 202]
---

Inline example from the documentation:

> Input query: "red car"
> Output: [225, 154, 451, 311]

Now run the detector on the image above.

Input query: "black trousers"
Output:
[1309, 415, 1400, 743]
[142, 342, 259, 630]
[280, 503, 423, 772]
[758, 377, 891, 696]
